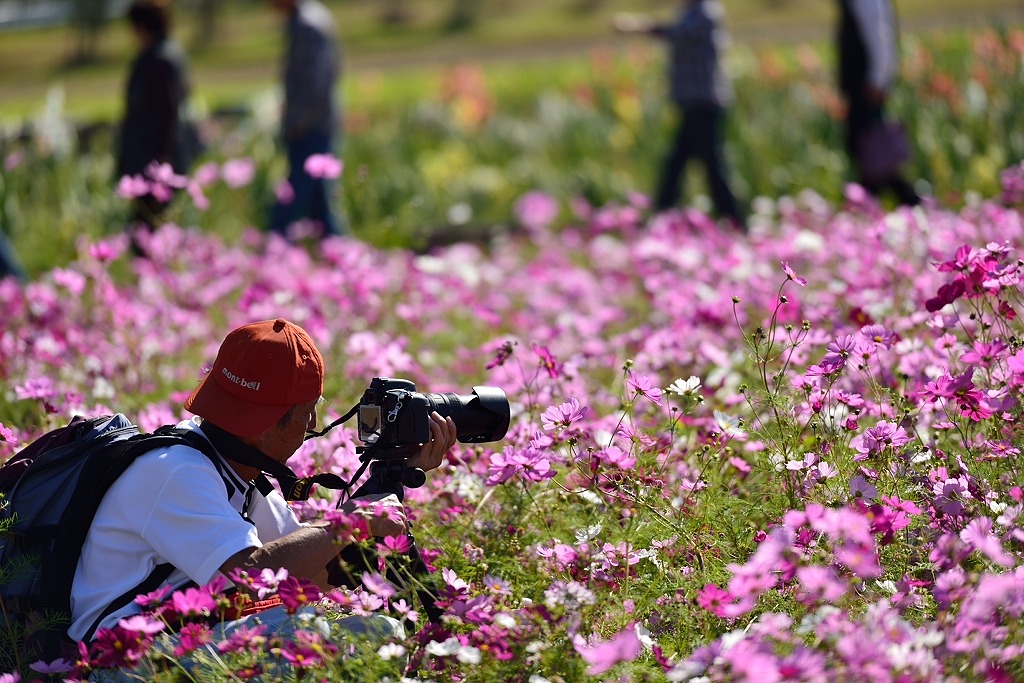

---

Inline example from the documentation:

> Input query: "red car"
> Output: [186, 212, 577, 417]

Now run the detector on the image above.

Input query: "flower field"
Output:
[2, 22, 1024, 683]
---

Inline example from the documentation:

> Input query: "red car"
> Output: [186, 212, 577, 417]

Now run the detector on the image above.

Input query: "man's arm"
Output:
[221, 493, 407, 591]
[221, 526, 337, 589]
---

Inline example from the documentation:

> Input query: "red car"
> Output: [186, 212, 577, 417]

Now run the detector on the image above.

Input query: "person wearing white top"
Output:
[69, 318, 458, 677]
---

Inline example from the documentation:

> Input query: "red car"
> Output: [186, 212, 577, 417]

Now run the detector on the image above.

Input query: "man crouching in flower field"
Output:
[70, 318, 456, 680]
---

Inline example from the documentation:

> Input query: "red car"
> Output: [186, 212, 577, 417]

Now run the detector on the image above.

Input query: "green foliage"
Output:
[3, 24, 1023, 279]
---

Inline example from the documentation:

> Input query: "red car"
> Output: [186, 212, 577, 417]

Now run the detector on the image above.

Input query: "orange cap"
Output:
[184, 319, 324, 437]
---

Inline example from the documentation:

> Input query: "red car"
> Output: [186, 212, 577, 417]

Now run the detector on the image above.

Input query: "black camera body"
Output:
[357, 377, 510, 449]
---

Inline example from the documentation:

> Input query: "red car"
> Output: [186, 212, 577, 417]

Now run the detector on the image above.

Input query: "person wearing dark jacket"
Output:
[268, 0, 344, 240]
[616, 0, 746, 231]
[117, 0, 197, 244]
[837, 0, 920, 206]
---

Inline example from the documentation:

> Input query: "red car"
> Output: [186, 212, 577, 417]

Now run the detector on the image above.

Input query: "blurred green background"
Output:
[1, 0, 1023, 279]
[1, 0, 1020, 123]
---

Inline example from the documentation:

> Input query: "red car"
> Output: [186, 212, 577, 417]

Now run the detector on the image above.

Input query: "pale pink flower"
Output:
[960, 517, 1015, 567]
[541, 397, 587, 430]
[627, 370, 663, 405]
[515, 190, 560, 230]
[221, 157, 256, 187]
[275, 178, 295, 204]
[781, 260, 807, 286]
[303, 153, 343, 179]
[116, 173, 150, 199]
[573, 625, 642, 675]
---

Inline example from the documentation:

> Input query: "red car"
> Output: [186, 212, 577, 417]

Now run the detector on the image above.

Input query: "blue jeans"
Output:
[269, 130, 344, 239]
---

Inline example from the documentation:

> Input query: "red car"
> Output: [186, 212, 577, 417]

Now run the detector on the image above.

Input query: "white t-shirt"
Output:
[68, 419, 303, 641]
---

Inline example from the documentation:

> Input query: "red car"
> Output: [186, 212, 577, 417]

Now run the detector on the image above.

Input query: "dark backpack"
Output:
[0, 413, 219, 663]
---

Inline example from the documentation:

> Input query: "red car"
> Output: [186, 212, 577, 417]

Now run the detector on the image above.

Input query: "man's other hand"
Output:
[404, 412, 457, 472]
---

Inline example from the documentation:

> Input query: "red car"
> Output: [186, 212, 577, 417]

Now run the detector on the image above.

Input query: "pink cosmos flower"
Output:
[216, 623, 268, 654]
[515, 190, 560, 230]
[278, 575, 322, 613]
[118, 615, 165, 635]
[627, 370, 663, 405]
[377, 534, 413, 556]
[959, 517, 1015, 567]
[442, 568, 470, 595]
[486, 445, 555, 484]
[595, 445, 636, 470]
[485, 339, 517, 369]
[28, 658, 74, 674]
[361, 572, 397, 598]
[170, 585, 217, 618]
[303, 153, 343, 179]
[172, 622, 213, 658]
[849, 474, 878, 501]
[781, 261, 807, 286]
[541, 397, 587, 430]
[925, 278, 966, 312]
[933, 475, 971, 516]
[134, 584, 173, 608]
[729, 456, 751, 473]
[795, 565, 848, 604]
[935, 244, 975, 272]
[834, 543, 881, 578]
[531, 342, 561, 378]
[573, 625, 642, 675]
[697, 583, 733, 616]
[274, 179, 295, 204]
[854, 420, 910, 460]
[186, 181, 209, 211]
[91, 624, 152, 668]
[144, 161, 188, 188]
[322, 508, 371, 544]
[87, 238, 125, 263]
[221, 157, 256, 188]
[390, 598, 419, 623]
[822, 334, 857, 367]
[960, 340, 1007, 367]
[116, 173, 150, 199]
[15, 376, 58, 401]
[860, 324, 895, 348]
[0, 424, 14, 444]
[148, 180, 173, 203]
[279, 641, 328, 669]
[192, 161, 220, 186]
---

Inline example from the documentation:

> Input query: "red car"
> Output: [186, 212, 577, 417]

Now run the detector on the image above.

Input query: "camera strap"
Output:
[199, 422, 346, 502]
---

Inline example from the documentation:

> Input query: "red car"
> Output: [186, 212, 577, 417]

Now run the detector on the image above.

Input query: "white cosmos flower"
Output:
[667, 376, 702, 397]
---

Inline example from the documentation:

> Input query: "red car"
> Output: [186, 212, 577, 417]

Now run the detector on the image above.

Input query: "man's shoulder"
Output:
[125, 423, 218, 474]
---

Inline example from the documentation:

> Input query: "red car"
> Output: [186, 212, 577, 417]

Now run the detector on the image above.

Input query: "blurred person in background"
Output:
[268, 0, 345, 240]
[837, 0, 921, 206]
[615, 0, 747, 231]
[117, 0, 199, 251]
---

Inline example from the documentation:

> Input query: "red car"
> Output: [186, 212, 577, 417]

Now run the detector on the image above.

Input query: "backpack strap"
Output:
[198, 422, 346, 501]
[71, 431, 222, 642]
[82, 563, 176, 642]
